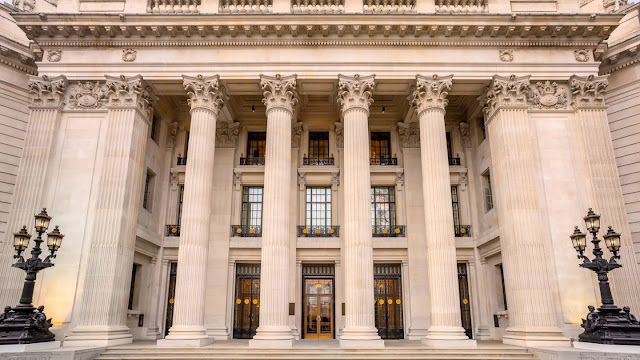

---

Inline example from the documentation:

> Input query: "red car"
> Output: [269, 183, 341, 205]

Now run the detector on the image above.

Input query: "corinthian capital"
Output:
[260, 74, 298, 115]
[183, 74, 226, 115]
[569, 74, 608, 108]
[105, 75, 157, 118]
[482, 74, 530, 118]
[410, 74, 453, 116]
[28, 75, 68, 108]
[337, 74, 375, 114]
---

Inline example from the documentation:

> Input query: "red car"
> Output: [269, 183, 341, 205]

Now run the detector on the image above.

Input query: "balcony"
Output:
[231, 225, 262, 237]
[297, 225, 340, 237]
[165, 225, 180, 237]
[372, 225, 406, 237]
[177, 156, 187, 166]
[449, 157, 461, 166]
[370, 157, 397, 166]
[240, 157, 265, 166]
[455, 225, 472, 237]
[303, 157, 335, 166]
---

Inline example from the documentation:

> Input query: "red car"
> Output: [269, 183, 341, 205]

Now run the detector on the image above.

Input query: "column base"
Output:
[422, 326, 476, 348]
[502, 326, 570, 348]
[249, 326, 293, 348]
[159, 325, 213, 347]
[0, 341, 60, 353]
[339, 327, 385, 348]
[63, 326, 132, 347]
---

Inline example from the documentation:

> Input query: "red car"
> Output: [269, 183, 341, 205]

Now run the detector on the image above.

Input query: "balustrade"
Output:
[147, 0, 200, 13]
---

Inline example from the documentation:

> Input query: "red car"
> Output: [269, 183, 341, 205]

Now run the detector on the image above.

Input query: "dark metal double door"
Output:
[233, 263, 261, 339]
[374, 263, 404, 339]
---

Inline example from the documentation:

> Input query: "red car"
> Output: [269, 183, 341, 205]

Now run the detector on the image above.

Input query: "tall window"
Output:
[177, 185, 184, 225]
[370, 132, 392, 163]
[371, 186, 396, 229]
[446, 132, 453, 159]
[143, 170, 155, 211]
[308, 132, 329, 159]
[184, 131, 190, 159]
[451, 186, 460, 228]
[499, 264, 507, 310]
[483, 171, 493, 212]
[247, 132, 267, 159]
[306, 187, 332, 228]
[241, 187, 264, 228]
[128, 263, 139, 310]
[150, 115, 160, 143]
[480, 117, 486, 140]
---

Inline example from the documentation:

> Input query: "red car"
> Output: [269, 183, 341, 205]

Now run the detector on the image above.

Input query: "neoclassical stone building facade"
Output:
[0, 0, 639, 352]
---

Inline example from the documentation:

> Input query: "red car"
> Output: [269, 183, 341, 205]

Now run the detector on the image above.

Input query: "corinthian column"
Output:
[410, 75, 475, 348]
[249, 74, 298, 348]
[65, 75, 156, 347]
[160, 75, 226, 347]
[337, 74, 384, 349]
[0, 75, 67, 307]
[570, 75, 640, 312]
[482, 75, 568, 347]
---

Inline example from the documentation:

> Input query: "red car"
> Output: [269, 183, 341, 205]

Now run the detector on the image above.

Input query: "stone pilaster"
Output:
[571, 74, 640, 313]
[482, 75, 569, 347]
[160, 75, 226, 347]
[336, 74, 384, 348]
[0, 75, 67, 307]
[410, 75, 475, 348]
[249, 74, 298, 348]
[65, 75, 156, 347]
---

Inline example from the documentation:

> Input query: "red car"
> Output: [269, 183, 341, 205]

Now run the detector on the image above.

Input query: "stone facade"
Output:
[0, 0, 639, 352]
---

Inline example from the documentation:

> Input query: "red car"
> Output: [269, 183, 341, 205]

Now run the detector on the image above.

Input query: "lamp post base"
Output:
[579, 305, 640, 345]
[0, 305, 55, 345]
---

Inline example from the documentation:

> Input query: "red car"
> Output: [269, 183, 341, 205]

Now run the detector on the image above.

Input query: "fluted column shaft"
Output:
[65, 76, 155, 347]
[337, 74, 383, 348]
[250, 74, 297, 348]
[483, 75, 567, 347]
[0, 75, 67, 307]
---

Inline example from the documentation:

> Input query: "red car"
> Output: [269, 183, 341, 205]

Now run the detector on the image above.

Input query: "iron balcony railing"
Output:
[372, 225, 406, 237]
[455, 225, 472, 237]
[449, 157, 461, 166]
[231, 225, 262, 237]
[177, 156, 187, 165]
[303, 157, 335, 166]
[370, 157, 398, 166]
[297, 225, 340, 237]
[240, 157, 265, 165]
[165, 225, 180, 237]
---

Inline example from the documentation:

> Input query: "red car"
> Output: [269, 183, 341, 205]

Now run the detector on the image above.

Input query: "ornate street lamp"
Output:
[571, 208, 640, 345]
[0, 209, 64, 345]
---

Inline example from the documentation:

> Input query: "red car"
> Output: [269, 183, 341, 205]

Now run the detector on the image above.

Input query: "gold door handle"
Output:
[316, 315, 321, 322]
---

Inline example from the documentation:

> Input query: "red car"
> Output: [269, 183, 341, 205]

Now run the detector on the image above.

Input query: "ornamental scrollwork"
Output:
[105, 75, 156, 116]
[167, 122, 179, 150]
[410, 74, 453, 115]
[337, 74, 375, 114]
[482, 74, 530, 118]
[459, 121, 472, 149]
[291, 122, 303, 148]
[528, 81, 568, 110]
[397, 121, 420, 148]
[570, 74, 608, 108]
[28, 75, 68, 108]
[67, 81, 109, 109]
[334, 122, 344, 148]
[260, 74, 299, 115]
[183, 74, 226, 115]
[216, 121, 241, 148]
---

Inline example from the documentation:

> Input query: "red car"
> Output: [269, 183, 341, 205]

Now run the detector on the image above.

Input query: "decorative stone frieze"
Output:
[47, 49, 61, 62]
[337, 74, 375, 115]
[499, 49, 514, 62]
[570, 74, 608, 108]
[12, 0, 34, 12]
[105, 75, 156, 116]
[334, 122, 344, 148]
[122, 49, 137, 62]
[459, 122, 472, 149]
[167, 122, 179, 150]
[482, 74, 530, 119]
[292, 0, 343, 13]
[220, 0, 271, 13]
[28, 75, 68, 108]
[260, 74, 299, 115]
[183, 75, 226, 115]
[575, 49, 590, 62]
[528, 81, 569, 110]
[216, 121, 241, 148]
[436, 0, 486, 13]
[291, 122, 303, 147]
[364, 0, 415, 13]
[67, 81, 108, 110]
[147, 0, 201, 13]
[397, 121, 420, 148]
[410, 74, 453, 116]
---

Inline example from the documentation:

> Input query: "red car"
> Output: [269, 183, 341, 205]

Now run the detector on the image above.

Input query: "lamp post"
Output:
[570, 208, 640, 345]
[0, 208, 64, 345]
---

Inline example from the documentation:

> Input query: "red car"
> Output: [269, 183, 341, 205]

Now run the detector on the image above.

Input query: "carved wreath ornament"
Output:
[47, 49, 62, 62]
[122, 49, 137, 62]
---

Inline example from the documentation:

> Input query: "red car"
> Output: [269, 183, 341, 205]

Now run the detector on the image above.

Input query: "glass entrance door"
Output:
[303, 278, 333, 339]
[374, 263, 404, 339]
[233, 263, 260, 339]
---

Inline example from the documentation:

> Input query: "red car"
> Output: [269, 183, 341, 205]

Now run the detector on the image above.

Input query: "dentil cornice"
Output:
[337, 74, 375, 114]
[183, 74, 226, 115]
[105, 75, 157, 118]
[569, 74, 608, 108]
[216, 121, 241, 148]
[260, 74, 299, 115]
[397, 121, 420, 148]
[410, 74, 453, 116]
[482, 74, 530, 119]
[28, 74, 67, 108]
